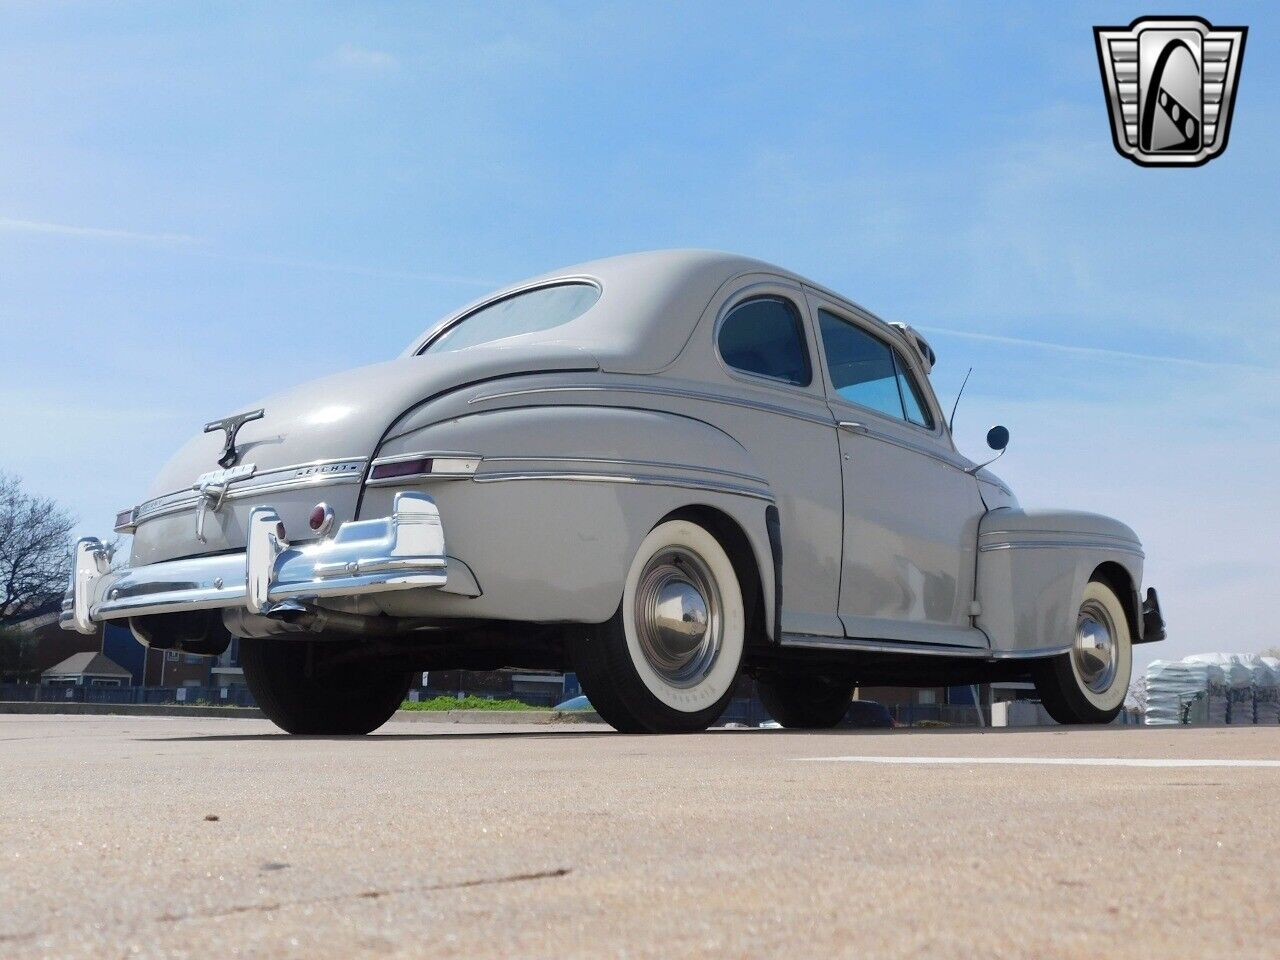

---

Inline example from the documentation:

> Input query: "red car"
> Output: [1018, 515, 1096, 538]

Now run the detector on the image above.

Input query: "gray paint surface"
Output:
[115, 249, 1153, 658]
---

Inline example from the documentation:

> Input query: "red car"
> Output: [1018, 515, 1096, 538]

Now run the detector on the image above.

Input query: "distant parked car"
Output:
[62, 250, 1165, 735]
[842, 700, 895, 729]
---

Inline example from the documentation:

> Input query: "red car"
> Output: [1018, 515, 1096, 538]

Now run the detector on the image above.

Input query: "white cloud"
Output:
[0, 216, 493, 287]
[0, 217, 198, 245]
[191, 250, 496, 288]
[332, 43, 400, 71]
[918, 325, 1271, 373]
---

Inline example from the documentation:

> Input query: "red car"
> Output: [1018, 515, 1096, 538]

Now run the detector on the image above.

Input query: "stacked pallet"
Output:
[1145, 654, 1280, 725]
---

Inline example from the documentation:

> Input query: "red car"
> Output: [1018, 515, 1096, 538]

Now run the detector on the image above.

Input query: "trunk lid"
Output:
[129, 344, 598, 564]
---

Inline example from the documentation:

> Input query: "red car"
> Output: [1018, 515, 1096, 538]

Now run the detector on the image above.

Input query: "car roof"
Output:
[406, 249, 909, 375]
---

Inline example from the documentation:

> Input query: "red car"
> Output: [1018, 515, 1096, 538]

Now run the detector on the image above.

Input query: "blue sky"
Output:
[1, 2, 1276, 671]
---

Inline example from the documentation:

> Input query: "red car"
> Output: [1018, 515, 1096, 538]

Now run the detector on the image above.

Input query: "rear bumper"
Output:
[60, 492, 447, 634]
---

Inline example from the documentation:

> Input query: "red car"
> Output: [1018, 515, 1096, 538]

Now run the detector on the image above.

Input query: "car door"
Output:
[806, 290, 988, 648]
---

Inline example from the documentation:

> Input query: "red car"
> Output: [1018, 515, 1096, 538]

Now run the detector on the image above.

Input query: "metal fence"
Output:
[0, 683, 258, 707]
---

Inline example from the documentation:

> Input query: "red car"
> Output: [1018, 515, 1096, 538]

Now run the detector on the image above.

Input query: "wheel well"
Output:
[661, 504, 768, 648]
[1090, 561, 1141, 641]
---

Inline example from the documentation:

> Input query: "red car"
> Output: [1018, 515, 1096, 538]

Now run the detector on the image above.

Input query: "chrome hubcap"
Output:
[1074, 600, 1117, 694]
[634, 547, 722, 687]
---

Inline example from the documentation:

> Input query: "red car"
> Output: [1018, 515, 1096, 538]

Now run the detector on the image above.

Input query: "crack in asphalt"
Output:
[0, 866, 572, 945]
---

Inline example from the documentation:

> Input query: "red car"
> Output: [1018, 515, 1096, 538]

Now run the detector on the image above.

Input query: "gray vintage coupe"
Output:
[63, 250, 1164, 733]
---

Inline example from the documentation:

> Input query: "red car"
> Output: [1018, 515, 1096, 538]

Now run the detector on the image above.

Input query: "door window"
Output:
[818, 309, 934, 428]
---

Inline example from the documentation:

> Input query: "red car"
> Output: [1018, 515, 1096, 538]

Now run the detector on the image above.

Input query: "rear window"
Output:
[423, 282, 601, 354]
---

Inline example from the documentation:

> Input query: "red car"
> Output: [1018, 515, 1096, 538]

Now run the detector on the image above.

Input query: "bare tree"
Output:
[0, 473, 75, 624]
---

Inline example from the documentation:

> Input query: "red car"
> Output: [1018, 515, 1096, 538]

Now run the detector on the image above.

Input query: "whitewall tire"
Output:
[571, 519, 746, 733]
[1035, 579, 1133, 724]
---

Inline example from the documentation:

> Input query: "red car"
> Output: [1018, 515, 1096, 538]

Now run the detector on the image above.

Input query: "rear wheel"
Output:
[571, 519, 746, 734]
[757, 672, 855, 729]
[240, 637, 414, 735]
[1034, 579, 1133, 725]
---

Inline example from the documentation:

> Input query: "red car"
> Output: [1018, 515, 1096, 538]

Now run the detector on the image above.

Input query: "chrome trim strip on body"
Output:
[370, 450, 482, 467]
[59, 492, 447, 631]
[471, 469, 776, 502]
[839, 418, 973, 473]
[468, 382, 974, 472]
[482, 455, 769, 487]
[978, 537, 1144, 558]
[468, 382, 836, 428]
[134, 458, 368, 524]
[779, 633, 1072, 661]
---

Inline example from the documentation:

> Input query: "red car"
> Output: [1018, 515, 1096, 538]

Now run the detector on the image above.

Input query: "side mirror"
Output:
[966, 425, 1010, 474]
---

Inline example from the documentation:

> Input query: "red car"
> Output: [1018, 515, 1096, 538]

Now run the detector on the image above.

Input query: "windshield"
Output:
[422, 282, 601, 354]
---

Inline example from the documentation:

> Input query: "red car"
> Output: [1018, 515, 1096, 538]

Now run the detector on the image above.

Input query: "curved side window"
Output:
[717, 296, 812, 387]
[422, 282, 601, 355]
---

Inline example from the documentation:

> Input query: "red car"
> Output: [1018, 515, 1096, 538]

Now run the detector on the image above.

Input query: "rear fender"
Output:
[365, 404, 778, 633]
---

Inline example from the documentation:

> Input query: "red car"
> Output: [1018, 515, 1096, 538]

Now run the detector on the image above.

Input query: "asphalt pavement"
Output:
[3, 715, 1278, 959]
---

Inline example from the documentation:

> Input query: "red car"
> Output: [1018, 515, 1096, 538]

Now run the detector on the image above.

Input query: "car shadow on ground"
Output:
[134, 724, 1092, 743]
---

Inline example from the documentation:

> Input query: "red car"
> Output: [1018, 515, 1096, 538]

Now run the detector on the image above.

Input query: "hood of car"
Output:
[128, 344, 598, 565]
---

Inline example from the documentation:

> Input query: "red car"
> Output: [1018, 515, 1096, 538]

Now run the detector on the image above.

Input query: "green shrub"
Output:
[399, 695, 541, 711]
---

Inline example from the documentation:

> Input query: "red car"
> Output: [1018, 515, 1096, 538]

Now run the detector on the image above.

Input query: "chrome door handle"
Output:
[838, 421, 868, 435]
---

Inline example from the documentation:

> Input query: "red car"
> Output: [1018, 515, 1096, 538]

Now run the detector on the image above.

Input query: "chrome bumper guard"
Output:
[60, 492, 447, 634]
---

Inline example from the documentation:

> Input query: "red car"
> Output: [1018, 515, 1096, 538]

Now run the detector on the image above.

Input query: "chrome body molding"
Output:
[470, 469, 775, 503]
[59, 492, 446, 633]
[133, 458, 368, 525]
[978, 535, 1144, 558]
[468, 382, 836, 429]
[481, 455, 768, 487]
[779, 633, 1072, 661]
[840, 419, 973, 473]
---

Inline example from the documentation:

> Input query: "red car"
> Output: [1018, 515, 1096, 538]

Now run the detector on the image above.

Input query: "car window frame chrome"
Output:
[803, 291, 949, 443]
[408, 275, 603, 357]
[711, 284, 817, 392]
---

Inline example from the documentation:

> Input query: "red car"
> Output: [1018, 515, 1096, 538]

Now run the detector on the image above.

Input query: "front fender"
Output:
[976, 508, 1146, 654]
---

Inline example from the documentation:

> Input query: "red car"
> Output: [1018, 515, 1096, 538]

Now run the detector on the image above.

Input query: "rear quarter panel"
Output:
[364, 401, 778, 628]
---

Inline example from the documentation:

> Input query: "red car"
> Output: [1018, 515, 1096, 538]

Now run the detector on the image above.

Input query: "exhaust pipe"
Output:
[265, 600, 429, 637]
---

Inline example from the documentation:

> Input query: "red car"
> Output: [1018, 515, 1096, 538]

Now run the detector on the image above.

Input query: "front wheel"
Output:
[571, 519, 746, 733]
[1034, 579, 1133, 725]
[240, 637, 414, 735]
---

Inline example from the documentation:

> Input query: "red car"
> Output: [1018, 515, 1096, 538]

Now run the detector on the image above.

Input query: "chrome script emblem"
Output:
[192, 463, 255, 543]
[204, 408, 264, 468]
[1094, 17, 1247, 167]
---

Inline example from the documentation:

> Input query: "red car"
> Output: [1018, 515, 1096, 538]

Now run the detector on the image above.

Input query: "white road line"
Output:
[795, 756, 1280, 768]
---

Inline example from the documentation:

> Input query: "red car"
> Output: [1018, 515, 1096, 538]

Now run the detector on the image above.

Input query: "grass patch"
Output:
[399, 695, 543, 712]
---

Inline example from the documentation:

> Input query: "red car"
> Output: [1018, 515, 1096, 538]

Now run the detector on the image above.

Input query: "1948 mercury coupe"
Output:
[62, 250, 1165, 734]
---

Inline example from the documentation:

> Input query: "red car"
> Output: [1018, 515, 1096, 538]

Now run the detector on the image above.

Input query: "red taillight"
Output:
[370, 457, 433, 480]
[308, 502, 334, 536]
